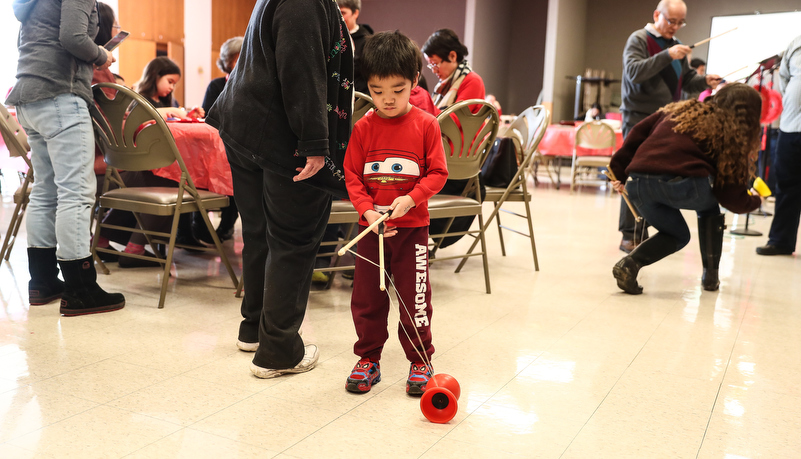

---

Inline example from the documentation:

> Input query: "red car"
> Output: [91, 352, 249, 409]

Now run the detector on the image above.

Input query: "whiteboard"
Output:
[707, 11, 801, 82]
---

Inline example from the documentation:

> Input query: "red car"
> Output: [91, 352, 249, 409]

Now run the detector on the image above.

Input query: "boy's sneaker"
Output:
[406, 362, 431, 396]
[345, 358, 381, 393]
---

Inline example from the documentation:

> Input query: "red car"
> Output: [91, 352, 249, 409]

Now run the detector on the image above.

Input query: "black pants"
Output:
[767, 131, 801, 251]
[227, 147, 332, 369]
[619, 110, 650, 239]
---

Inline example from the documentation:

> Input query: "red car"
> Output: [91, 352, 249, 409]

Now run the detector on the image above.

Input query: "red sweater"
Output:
[456, 71, 485, 108]
[344, 106, 448, 227]
[609, 111, 760, 214]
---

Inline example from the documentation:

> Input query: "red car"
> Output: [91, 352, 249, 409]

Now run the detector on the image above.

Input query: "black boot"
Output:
[58, 256, 125, 316]
[698, 213, 725, 291]
[613, 233, 683, 295]
[28, 247, 65, 305]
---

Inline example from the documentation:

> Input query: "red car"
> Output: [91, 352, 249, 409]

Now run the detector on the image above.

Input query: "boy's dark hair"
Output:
[421, 29, 469, 63]
[336, 0, 361, 11]
[690, 58, 706, 69]
[361, 31, 420, 83]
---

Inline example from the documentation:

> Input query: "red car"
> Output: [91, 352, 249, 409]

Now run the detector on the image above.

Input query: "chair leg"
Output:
[570, 160, 577, 193]
[90, 206, 111, 275]
[197, 207, 239, 288]
[477, 214, 491, 294]
[1, 201, 24, 261]
[523, 197, 539, 271]
[158, 212, 182, 309]
[235, 276, 244, 298]
[496, 207, 506, 257]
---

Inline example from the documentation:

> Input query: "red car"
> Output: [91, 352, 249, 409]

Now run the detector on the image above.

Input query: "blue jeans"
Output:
[626, 173, 720, 250]
[16, 94, 96, 261]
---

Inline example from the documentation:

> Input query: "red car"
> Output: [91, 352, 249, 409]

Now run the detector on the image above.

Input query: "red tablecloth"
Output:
[152, 121, 233, 196]
[537, 124, 624, 157]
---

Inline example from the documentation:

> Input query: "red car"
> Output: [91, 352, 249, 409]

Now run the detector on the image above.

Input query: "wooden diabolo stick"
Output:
[689, 27, 737, 49]
[338, 212, 391, 256]
[603, 169, 643, 222]
[378, 232, 385, 291]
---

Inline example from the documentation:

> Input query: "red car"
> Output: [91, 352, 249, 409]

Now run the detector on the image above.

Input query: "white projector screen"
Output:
[707, 11, 801, 82]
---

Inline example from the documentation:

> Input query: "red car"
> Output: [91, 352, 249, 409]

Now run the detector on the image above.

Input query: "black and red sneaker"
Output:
[346, 358, 381, 393]
[406, 362, 431, 396]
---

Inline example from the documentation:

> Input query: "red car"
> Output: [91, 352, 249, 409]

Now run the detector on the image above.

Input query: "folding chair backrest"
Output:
[574, 121, 616, 151]
[0, 104, 31, 157]
[91, 83, 181, 172]
[353, 91, 375, 127]
[507, 105, 551, 165]
[437, 99, 499, 181]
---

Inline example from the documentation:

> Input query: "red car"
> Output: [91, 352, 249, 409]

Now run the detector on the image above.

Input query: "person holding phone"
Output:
[7, 0, 126, 315]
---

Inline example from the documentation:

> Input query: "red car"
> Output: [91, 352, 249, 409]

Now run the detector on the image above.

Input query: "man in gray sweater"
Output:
[618, 0, 720, 253]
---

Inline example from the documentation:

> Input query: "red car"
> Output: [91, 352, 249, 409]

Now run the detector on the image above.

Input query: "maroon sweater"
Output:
[609, 111, 760, 214]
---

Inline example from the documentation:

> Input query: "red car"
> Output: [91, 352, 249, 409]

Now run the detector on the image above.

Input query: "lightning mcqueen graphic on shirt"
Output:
[362, 150, 423, 192]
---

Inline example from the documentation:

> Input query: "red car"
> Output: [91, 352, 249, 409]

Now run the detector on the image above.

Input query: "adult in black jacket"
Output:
[206, 0, 353, 378]
[337, 0, 373, 93]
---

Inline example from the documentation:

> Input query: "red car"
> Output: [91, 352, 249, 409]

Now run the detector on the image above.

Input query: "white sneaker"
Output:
[237, 340, 258, 352]
[250, 344, 319, 379]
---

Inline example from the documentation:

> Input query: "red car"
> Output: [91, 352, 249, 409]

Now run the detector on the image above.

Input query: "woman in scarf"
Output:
[422, 29, 487, 248]
[422, 29, 485, 113]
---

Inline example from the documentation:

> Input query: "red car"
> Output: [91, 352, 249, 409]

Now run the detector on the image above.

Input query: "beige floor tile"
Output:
[30, 358, 171, 404]
[284, 413, 444, 459]
[419, 439, 530, 459]
[108, 375, 255, 426]
[7, 405, 181, 458]
[0, 443, 54, 459]
[125, 428, 278, 459]
[698, 384, 801, 458]
[444, 403, 579, 457]
[0, 385, 98, 442]
[191, 392, 341, 450]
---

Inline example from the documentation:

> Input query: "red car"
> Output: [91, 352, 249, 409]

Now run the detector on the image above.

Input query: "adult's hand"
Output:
[96, 46, 115, 70]
[667, 44, 691, 60]
[294, 155, 325, 182]
[705, 74, 722, 89]
[611, 180, 626, 194]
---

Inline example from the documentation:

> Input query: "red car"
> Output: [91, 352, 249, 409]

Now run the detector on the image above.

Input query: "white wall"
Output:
[183, 0, 212, 108]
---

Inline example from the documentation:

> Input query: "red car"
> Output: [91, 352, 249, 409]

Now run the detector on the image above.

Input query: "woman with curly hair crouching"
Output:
[608, 83, 763, 294]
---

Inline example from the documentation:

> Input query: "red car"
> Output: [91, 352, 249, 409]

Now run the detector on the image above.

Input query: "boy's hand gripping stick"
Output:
[337, 212, 391, 256]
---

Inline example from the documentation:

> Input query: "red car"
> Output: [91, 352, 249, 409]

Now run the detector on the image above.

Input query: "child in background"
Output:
[609, 83, 762, 294]
[134, 56, 203, 119]
[343, 31, 448, 395]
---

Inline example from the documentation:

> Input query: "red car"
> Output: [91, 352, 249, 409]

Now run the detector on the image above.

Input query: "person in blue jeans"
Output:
[608, 83, 762, 294]
[756, 34, 801, 257]
[7, 0, 125, 315]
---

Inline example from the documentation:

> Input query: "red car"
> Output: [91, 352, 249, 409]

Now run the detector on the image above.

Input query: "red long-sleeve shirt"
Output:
[344, 106, 448, 227]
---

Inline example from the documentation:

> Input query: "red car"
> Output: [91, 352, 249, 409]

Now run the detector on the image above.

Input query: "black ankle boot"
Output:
[58, 256, 125, 316]
[613, 233, 685, 295]
[28, 247, 65, 305]
[698, 214, 725, 291]
[613, 256, 643, 294]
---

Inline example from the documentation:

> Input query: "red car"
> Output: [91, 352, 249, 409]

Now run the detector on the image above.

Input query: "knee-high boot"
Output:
[58, 256, 125, 316]
[698, 213, 725, 291]
[613, 233, 683, 294]
[28, 247, 65, 305]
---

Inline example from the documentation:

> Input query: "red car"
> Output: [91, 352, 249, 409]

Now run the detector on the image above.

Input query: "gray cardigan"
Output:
[620, 28, 708, 116]
[6, 0, 109, 106]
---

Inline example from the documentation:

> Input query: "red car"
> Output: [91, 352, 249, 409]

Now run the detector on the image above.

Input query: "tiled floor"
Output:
[1, 173, 800, 458]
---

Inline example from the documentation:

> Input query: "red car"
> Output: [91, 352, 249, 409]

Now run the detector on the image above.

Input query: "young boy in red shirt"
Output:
[343, 31, 448, 395]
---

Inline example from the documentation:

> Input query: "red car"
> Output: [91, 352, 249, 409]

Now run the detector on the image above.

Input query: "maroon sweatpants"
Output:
[351, 226, 434, 363]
